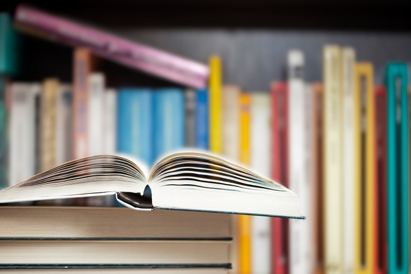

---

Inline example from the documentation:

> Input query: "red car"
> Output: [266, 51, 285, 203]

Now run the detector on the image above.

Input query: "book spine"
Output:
[14, 5, 209, 88]
[153, 89, 185, 162]
[73, 48, 94, 160]
[185, 89, 196, 147]
[103, 88, 117, 155]
[271, 82, 289, 274]
[323, 45, 343, 274]
[341, 47, 356, 274]
[117, 88, 153, 166]
[374, 86, 388, 274]
[9, 84, 39, 187]
[87, 73, 105, 157]
[222, 85, 240, 161]
[209, 55, 222, 154]
[41, 78, 59, 172]
[195, 88, 209, 150]
[0, 76, 8, 189]
[250, 93, 272, 274]
[312, 83, 324, 274]
[55, 84, 73, 166]
[354, 63, 375, 274]
[0, 13, 19, 75]
[386, 63, 409, 274]
[288, 50, 312, 274]
[239, 93, 251, 274]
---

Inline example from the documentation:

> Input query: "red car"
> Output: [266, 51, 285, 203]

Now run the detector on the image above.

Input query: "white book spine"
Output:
[288, 50, 312, 274]
[222, 86, 240, 162]
[9, 84, 39, 186]
[341, 48, 355, 274]
[103, 88, 117, 155]
[88, 73, 105, 157]
[55, 84, 73, 166]
[250, 93, 272, 274]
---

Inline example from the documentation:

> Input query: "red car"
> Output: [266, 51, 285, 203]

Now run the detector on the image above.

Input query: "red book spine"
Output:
[271, 82, 289, 274]
[374, 86, 387, 274]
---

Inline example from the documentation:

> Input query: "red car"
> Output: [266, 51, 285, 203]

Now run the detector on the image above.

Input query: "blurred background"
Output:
[0, 0, 410, 273]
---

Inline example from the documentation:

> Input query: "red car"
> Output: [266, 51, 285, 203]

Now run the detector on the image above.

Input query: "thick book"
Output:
[250, 92, 272, 274]
[0, 152, 303, 218]
[271, 82, 289, 274]
[354, 63, 376, 274]
[341, 47, 355, 274]
[14, 5, 209, 88]
[386, 63, 409, 274]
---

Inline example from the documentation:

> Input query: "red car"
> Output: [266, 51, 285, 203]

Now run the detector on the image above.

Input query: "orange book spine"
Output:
[239, 93, 251, 274]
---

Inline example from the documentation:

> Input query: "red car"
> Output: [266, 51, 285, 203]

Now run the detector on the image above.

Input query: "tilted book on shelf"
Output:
[0, 151, 303, 219]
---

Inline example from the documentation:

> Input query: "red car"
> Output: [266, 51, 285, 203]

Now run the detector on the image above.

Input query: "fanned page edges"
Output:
[0, 152, 304, 219]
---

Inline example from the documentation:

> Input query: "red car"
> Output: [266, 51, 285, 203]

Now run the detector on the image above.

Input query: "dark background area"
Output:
[2, 0, 411, 90]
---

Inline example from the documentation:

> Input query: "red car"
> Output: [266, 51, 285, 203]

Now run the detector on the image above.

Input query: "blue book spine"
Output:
[153, 89, 185, 163]
[117, 88, 153, 166]
[386, 63, 409, 274]
[195, 88, 209, 150]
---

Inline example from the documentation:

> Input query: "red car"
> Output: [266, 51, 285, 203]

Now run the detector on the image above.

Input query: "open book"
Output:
[0, 152, 303, 219]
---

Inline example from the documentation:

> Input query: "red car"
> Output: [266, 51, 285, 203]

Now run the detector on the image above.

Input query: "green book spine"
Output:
[386, 63, 409, 274]
[0, 13, 19, 75]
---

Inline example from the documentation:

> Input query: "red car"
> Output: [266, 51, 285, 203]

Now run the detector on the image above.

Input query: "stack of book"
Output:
[0, 206, 232, 273]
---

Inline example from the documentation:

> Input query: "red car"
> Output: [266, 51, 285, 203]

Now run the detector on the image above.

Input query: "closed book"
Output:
[0, 76, 8, 189]
[185, 89, 196, 147]
[312, 83, 324, 274]
[341, 48, 355, 274]
[41, 78, 59, 172]
[288, 50, 312, 274]
[73, 48, 95, 160]
[2, 270, 228, 273]
[103, 88, 117, 155]
[117, 88, 153, 167]
[14, 5, 209, 88]
[354, 63, 376, 274]
[195, 88, 209, 150]
[386, 63, 409, 274]
[55, 84, 73, 166]
[271, 82, 289, 274]
[374, 86, 387, 274]
[323, 45, 343, 274]
[0, 13, 19, 75]
[209, 56, 222, 154]
[250, 92, 272, 274]
[222, 85, 240, 274]
[239, 93, 251, 274]
[9, 83, 40, 187]
[153, 89, 185, 162]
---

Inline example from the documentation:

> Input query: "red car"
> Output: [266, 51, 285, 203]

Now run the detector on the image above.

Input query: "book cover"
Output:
[185, 89, 196, 147]
[0, 13, 19, 75]
[195, 88, 208, 150]
[9, 83, 40, 187]
[374, 86, 387, 274]
[312, 83, 324, 274]
[14, 5, 209, 88]
[73, 48, 95, 160]
[239, 93, 251, 274]
[323, 45, 343, 274]
[117, 88, 153, 166]
[354, 63, 375, 274]
[209, 55, 222, 154]
[153, 89, 185, 163]
[250, 92, 272, 274]
[288, 50, 312, 274]
[341, 47, 356, 274]
[41, 78, 59, 172]
[271, 82, 289, 274]
[386, 63, 409, 274]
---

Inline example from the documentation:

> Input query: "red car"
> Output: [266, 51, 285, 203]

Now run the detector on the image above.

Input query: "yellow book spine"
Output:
[209, 55, 222, 153]
[323, 45, 343, 274]
[354, 63, 375, 274]
[239, 93, 251, 274]
[41, 78, 59, 172]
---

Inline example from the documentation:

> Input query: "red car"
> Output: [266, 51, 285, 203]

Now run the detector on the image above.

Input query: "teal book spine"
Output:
[0, 13, 19, 75]
[386, 63, 409, 274]
[0, 76, 7, 190]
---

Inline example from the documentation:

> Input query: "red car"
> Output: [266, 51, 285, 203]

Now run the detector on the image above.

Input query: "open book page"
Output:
[0, 155, 146, 203]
